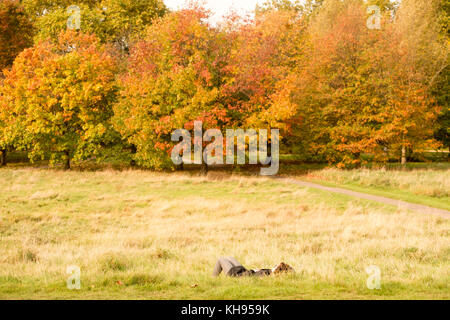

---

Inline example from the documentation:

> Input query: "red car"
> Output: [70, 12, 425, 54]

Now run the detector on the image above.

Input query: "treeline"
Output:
[0, 0, 448, 169]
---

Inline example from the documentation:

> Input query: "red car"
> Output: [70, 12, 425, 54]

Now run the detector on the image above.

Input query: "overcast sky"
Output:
[163, 0, 266, 24]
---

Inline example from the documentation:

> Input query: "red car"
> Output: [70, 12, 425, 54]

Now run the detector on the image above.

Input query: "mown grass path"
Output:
[279, 178, 450, 216]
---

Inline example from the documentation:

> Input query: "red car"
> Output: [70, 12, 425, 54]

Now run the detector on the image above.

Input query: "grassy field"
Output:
[295, 166, 450, 210]
[0, 168, 449, 299]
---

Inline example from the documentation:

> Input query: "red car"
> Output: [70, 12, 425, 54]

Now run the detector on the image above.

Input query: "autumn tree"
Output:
[114, 6, 232, 170]
[222, 7, 307, 147]
[276, 0, 446, 166]
[433, 66, 449, 152]
[23, 0, 167, 51]
[272, 0, 391, 165]
[0, 30, 119, 169]
[433, 0, 450, 152]
[0, 0, 34, 165]
[388, 0, 448, 163]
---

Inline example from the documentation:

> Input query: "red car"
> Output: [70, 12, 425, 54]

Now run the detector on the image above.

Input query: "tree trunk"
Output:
[130, 144, 137, 167]
[0, 149, 6, 167]
[63, 151, 71, 170]
[200, 151, 208, 175]
[401, 145, 407, 165]
[200, 162, 208, 175]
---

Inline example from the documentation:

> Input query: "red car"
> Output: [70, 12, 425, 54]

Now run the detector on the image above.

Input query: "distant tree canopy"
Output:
[0, 0, 34, 73]
[292, 0, 446, 165]
[0, 0, 448, 169]
[433, 0, 450, 150]
[23, 0, 167, 51]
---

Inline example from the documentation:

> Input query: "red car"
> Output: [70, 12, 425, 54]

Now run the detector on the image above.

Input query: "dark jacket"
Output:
[227, 266, 272, 277]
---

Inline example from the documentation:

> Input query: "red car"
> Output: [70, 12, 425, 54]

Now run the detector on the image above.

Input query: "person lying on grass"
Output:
[212, 257, 294, 277]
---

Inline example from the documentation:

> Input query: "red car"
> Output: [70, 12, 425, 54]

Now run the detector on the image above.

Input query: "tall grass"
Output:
[0, 168, 448, 299]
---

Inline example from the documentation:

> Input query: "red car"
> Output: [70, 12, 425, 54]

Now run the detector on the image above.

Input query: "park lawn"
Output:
[293, 166, 450, 211]
[0, 168, 448, 299]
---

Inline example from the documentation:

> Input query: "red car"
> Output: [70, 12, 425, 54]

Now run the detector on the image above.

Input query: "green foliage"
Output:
[255, 0, 306, 14]
[33, 4, 106, 44]
[433, 66, 450, 148]
[26, 0, 167, 51]
[433, 0, 450, 149]
[100, 0, 167, 50]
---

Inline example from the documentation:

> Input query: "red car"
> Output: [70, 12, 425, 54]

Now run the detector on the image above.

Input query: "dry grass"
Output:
[309, 167, 449, 198]
[0, 168, 448, 299]
[300, 167, 450, 211]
